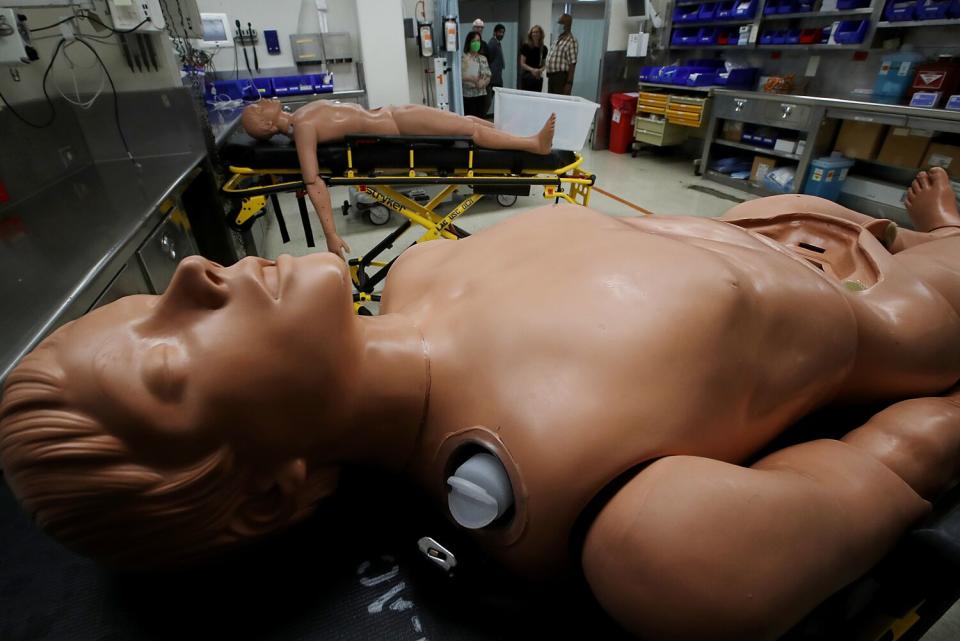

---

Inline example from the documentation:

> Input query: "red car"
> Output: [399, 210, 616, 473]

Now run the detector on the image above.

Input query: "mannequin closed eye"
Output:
[141, 343, 188, 402]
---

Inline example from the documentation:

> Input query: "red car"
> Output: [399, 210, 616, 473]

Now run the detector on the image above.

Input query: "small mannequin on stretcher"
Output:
[240, 99, 557, 258]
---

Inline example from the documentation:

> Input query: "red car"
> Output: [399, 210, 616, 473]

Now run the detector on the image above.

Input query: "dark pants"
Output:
[520, 73, 543, 92]
[463, 95, 486, 118]
[547, 71, 570, 95]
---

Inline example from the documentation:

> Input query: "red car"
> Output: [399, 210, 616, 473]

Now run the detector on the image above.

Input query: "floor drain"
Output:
[686, 184, 746, 204]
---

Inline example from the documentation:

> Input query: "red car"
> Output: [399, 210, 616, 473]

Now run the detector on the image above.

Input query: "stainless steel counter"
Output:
[0, 151, 205, 383]
[712, 89, 960, 130]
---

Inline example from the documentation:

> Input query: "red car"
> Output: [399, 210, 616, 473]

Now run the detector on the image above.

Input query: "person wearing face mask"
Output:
[461, 31, 492, 118]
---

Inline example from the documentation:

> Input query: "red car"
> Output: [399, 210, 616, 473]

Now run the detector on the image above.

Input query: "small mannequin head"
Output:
[0, 254, 357, 568]
[494, 24, 505, 41]
[241, 99, 293, 141]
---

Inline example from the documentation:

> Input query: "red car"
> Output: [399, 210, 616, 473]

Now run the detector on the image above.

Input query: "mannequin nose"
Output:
[162, 256, 229, 310]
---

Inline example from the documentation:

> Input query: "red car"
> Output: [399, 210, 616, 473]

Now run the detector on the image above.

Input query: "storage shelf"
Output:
[876, 18, 960, 28]
[670, 44, 753, 49]
[671, 18, 756, 27]
[761, 7, 874, 20]
[713, 138, 802, 160]
[638, 81, 715, 92]
[755, 43, 867, 49]
[704, 170, 785, 197]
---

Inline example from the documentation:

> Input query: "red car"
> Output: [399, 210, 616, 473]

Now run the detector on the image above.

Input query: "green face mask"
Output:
[469, 41, 481, 53]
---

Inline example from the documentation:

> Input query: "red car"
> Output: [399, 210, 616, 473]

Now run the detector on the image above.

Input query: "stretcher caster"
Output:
[497, 195, 518, 207]
[367, 205, 391, 226]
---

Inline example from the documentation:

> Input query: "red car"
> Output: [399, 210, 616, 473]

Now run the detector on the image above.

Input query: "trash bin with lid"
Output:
[609, 92, 639, 154]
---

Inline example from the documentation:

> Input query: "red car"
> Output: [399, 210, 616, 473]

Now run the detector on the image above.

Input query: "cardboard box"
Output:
[876, 127, 933, 168]
[923, 143, 960, 179]
[751, 155, 777, 184]
[834, 120, 887, 160]
[722, 120, 744, 142]
[774, 138, 798, 154]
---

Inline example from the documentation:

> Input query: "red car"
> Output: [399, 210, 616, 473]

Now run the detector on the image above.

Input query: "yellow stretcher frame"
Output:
[221, 135, 596, 313]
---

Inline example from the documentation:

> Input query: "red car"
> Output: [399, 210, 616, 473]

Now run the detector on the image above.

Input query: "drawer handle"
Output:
[734, 98, 746, 112]
[781, 104, 793, 119]
[160, 234, 177, 261]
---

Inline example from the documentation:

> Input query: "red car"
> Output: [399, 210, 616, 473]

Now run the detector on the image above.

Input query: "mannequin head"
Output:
[241, 99, 293, 140]
[0, 254, 357, 568]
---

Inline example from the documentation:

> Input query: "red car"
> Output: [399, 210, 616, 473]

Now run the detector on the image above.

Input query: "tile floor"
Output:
[254, 147, 959, 641]
[258, 146, 753, 262]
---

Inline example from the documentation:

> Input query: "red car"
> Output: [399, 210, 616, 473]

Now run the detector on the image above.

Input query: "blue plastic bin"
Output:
[917, 0, 952, 18]
[211, 79, 244, 100]
[837, 0, 871, 8]
[674, 4, 702, 21]
[272, 75, 307, 95]
[716, 1, 737, 18]
[716, 67, 759, 87]
[772, 29, 788, 44]
[732, 0, 758, 17]
[764, 0, 782, 15]
[697, 28, 718, 44]
[952, 0, 960, 17]
[884, 0, 919, 20]
[760, 30, 775, 44]
[699, 3, 719, 19]
[803, 155, 855, 201]
[834, 19, 868, 44]
[639, 66, 662, 81]
[873, 51, 924, 104]
[786, 28, 802, 43]
[778, 0, 797, 12]
[302, 73, 334, 93]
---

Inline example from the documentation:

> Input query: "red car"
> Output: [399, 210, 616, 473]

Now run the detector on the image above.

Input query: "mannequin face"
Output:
[241, 99, 290, 140]
[54, 254, 357, 465]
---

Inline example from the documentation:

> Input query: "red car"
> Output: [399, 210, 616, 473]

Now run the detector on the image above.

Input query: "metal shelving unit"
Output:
[713, 138, 802, 159]
[761, 7, 874, 19]
[876, 18, 960, 27]
[664, 0, 885, 53]
[704, 170, 782, 196]
[638, 81, 714, 93]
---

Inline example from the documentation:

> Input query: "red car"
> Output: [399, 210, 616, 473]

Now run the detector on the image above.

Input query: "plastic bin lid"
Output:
[811, 154, 855, 168]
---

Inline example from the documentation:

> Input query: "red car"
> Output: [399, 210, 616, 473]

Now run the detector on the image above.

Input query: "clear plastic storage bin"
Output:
[803, 155, 855, 201]
[493, 88, 600, 152]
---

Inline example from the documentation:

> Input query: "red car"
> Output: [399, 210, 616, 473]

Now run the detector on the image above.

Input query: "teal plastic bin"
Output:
[803, 155, 855, 201]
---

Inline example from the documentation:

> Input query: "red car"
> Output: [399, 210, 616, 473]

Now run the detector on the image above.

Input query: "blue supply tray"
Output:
[698, 3, 719, 20]
[674, 4, 702, 21]
[917, 0, 952, 18]
[773, 29, 788, 44]
[952, 0, 960, 17]
[884, 0, 919, 20]
[716, 1, 737, 18]
[833, 19, 868, 44]
[638, 66, 662, 81]
[671, 28, 702, 46]
[837, 0, 871, 8]
[697, 28, 718, 45]
[732, 0, 758, 17]
[716, 67, 759, 87]
[785, 28, 802, 44]
[760, 30, 775, 44]
[764, 0, 782, 15]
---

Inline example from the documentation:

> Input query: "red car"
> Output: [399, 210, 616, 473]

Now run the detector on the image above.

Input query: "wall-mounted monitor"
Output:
[199, 12, 232, 48]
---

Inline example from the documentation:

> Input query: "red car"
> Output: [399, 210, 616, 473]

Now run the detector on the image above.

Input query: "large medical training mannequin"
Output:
[3, 168, 960, 641]
[241, 99, 556, 256]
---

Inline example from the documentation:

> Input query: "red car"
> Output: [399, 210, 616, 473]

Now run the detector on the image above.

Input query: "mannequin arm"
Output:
[294, 125, 350, 258]
[581, 440, 929, 641]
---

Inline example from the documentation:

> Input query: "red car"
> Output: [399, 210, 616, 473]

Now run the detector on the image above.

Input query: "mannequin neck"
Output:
[322, 313, 429, 473]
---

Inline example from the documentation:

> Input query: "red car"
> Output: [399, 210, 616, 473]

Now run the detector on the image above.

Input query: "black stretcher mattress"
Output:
[221, 131, 578, 174]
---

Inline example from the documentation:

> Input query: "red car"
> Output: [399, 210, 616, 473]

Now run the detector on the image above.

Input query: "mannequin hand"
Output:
[326, 234, 351, 261]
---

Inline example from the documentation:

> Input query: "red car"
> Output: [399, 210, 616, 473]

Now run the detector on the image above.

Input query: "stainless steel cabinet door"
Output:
[138, 208, 199, 294]
[90, 256, 151, 310]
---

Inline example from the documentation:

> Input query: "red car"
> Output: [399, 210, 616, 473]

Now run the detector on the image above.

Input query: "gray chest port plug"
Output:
[446, 452, 514, 529]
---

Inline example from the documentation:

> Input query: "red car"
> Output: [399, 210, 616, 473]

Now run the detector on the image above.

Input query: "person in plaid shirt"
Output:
[545, 13, 578, 95]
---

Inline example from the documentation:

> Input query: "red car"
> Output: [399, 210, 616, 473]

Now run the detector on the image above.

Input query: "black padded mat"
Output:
[0, 468, 628, 641]
[220, 131, 577, 174]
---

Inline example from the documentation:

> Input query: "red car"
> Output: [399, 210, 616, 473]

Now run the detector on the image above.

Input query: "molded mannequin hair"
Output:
[0, 332, 338, 569]
[241, 102, 277, 141]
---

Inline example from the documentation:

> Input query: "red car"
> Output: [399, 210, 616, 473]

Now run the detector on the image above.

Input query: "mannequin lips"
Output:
[261, 262, 280, 300]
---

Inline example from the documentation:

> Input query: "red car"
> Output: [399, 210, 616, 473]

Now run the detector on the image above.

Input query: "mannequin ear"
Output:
[230, 458, 307, 538]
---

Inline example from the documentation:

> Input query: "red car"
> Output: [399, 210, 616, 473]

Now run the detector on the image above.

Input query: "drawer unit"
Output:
[635, 116, 688, 146]
[638, 91, 669, 115]
[712, 95, 761, 122]
[667, 95, 710, 128]
[826, 108, 906, 127]
[763, 101, 812, 129]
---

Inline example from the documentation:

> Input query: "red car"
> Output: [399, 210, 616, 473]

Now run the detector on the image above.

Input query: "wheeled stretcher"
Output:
[220, 131, 596, 313]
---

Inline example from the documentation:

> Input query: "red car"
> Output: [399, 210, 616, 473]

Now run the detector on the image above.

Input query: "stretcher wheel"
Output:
[367, 206, 391, 226]
[342, 200, 351, 217]
[497, 195, 518, 207]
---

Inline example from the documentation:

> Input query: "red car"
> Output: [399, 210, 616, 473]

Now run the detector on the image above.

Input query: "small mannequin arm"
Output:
[294, 125, 351, 259]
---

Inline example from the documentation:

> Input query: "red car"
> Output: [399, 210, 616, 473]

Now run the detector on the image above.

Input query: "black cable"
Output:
[72, 37, 136, 164]
[83, 14, 150, 35]
[31, 13, 149, 34]
[0, 38, 65, 128]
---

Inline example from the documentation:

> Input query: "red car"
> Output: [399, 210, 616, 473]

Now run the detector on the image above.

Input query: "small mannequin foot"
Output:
[904, 167, 960, 232]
